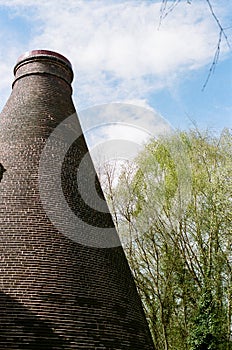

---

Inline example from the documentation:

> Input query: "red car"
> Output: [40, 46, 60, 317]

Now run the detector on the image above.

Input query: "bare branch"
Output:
[159, 0, 182, 29]
[202, 0, 231, 90]
[160, 0, 231, 89]
[206, 0, 231, 48]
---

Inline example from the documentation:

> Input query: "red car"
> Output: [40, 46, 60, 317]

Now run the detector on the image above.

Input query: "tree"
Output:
[101, 128, 232, 350]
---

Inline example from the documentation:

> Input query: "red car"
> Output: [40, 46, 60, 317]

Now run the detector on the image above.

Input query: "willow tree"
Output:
[103, 129, 232, 350]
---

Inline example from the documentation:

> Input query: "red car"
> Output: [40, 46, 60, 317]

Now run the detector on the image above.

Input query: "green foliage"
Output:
[188, 288, 227, 350]
[105, 128, 232, 350]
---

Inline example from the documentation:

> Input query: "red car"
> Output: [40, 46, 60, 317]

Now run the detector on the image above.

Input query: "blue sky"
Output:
[0, 0, 231, 139]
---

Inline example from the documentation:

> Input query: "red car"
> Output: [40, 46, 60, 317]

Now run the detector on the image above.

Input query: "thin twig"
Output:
[206, 0, 231, 48]
[159, 0, 231, 89]
[202, 0, 231, 90]
[159, 0, 181, 30]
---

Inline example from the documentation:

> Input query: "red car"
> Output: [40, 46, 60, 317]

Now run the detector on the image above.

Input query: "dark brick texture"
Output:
[0, 50, 154, 349]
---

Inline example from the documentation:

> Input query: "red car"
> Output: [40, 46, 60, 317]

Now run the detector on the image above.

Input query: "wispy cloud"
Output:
[0, 0, 231, 110]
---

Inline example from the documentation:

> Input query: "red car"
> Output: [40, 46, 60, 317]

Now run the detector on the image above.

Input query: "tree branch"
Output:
[202, 0, 231, 90]
[159, 0, 231, 89]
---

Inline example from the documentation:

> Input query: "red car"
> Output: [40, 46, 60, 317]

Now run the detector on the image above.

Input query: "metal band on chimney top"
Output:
[13, 50, 73, 87]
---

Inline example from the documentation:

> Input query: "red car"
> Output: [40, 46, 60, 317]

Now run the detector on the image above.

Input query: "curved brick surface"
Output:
[0, 51, 154, 349]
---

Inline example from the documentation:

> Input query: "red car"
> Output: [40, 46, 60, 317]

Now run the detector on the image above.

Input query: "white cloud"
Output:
[79, 102, 173, 163]
[0, 0, 231, 110]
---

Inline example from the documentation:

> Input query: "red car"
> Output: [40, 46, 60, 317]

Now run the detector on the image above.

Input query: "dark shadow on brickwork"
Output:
[0, 163, 6, 182]
[0, 291, 68, 349]
[61, 134, 115, 229]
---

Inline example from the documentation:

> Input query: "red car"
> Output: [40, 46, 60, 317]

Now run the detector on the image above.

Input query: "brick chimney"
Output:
[0, 50, 154, 349]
